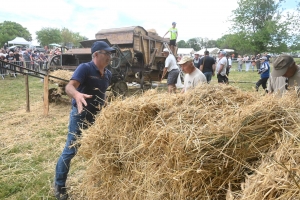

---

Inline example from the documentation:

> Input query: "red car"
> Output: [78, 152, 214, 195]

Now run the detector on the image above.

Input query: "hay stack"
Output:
[76, 84, 300, 199]
[49, 70, 73, 86]
[237, 137, 300, 199]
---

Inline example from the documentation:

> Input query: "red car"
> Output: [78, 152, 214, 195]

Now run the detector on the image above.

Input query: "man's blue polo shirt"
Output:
[71, 61, 111, 114]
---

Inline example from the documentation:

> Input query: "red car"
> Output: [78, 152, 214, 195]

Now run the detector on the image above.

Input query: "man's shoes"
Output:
[54, 184, 68, 200]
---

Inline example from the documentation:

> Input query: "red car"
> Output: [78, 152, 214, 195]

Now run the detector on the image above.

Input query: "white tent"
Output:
[7, 37, 31, 46]
[197, 48, 219, 56]
[196, 48, 234, 57]
[49, 43, 61, 47]
[177, 48, 195, 56]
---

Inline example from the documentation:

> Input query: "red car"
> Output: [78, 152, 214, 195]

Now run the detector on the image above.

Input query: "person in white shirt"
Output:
[271, 54, 300, 94]
[216, 50, 228, 83]
[161, 48, 180, 93]
[177, 56, 207, 93]
[226, 54, 232, 84]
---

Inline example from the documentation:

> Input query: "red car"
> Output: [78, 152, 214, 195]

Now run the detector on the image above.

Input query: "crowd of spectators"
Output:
[0, 45, 58, 77]
[236, 53, 271, 72]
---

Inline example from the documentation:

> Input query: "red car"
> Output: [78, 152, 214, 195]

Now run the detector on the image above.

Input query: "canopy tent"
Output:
[7, 37, 31, 45]
[177, 48, 195, 56]
[197, 48, 219, 56]
[196, 48, 234, 57]
[223, 49, 235, 53]
[49, 43, 61, 47]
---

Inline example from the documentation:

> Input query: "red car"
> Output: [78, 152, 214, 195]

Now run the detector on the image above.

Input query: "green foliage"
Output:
[187, 38, 201, 51]
[61, 27, 88, 48]
[61, 27, 73, 47]
[230, 0, 300, 54]
[206, 40, 217, 48]
[177, 37, 217, 50]
[36, 27, 88, 48]
[177, 40, 189, 48]
[0, 21, 32, 47]
[36, 28, 62, 47]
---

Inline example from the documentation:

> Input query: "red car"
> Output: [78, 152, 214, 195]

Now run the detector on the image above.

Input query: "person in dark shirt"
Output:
[54, 41, 115, 200]
[264, 52, 271, 62]
[14, 51, 20, 61]
[5, 51, 15, 62]
[256, 56, 270, 92]
[5, 52, 16, 76]
[199, 50, 216, 83]
[193, 52, 201, 69]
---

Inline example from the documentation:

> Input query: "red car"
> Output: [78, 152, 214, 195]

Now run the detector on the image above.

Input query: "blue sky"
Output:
[0, 0, 298, 45]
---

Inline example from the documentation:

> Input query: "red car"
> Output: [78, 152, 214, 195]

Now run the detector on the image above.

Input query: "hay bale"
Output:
[49, 70, 73, 86]
[75, 84, 300, 199]
[236, 136, 300, 199]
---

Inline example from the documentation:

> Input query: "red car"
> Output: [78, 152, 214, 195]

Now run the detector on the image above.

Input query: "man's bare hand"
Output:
[74, 93, 93, 114]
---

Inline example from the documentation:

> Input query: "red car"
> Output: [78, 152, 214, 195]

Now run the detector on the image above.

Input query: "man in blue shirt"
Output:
[256, 56, 270, 93]
[54, 41, 115, 200]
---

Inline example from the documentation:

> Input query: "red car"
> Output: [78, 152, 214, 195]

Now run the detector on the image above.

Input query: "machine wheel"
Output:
[112, 81, 128, 97]
[49, 55, 61, 70]
[110, 56, 121, 69]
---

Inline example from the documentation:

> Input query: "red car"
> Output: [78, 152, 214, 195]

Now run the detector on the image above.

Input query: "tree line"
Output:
[177, 0, 300, 55]
[0, 21, 87, 48]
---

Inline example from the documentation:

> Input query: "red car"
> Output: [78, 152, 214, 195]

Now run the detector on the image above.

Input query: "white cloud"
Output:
[1, 0, 297, 45]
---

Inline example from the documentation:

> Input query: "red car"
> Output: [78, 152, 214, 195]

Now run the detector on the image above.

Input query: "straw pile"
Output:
[49, 70, 73, 86]
[236, 137, 300, 199]
[76, 84, 300, 199]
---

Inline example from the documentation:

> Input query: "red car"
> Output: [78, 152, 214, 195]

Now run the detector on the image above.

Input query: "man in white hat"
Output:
[178, 56, 207, 93]
[161, 48, 180, 93]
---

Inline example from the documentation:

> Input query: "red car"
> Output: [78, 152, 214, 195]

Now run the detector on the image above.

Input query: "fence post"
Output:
[43, 71, 49, 116]
[25, 74, 30, 112]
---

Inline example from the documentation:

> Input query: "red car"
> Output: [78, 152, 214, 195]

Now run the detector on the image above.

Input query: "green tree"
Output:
[206, 40, 217, 48]
[36, 28, 62, 47]
[187, 37, 204, 51]
[231, 0, 299, 54]
[61, 27, 73, 47]
[177, 40, 189, 48]
[0, 21, 32, 47]
[70, 32, 88, 48]
[61, 27, 88, 48]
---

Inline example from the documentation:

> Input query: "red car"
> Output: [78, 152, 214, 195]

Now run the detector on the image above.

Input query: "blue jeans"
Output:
[203, 72, 212, 83]
[55, 106, 94, 186]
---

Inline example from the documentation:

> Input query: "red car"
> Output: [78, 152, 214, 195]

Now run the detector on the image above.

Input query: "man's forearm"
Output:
[218, 65, 224, 74]
[161, 68, 168, 79]
[65, 82, 79, 99]
[200, 65, 203, 72]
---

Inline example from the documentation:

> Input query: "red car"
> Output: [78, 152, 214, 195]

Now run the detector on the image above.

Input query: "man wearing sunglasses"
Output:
[54, 41, 115, 200]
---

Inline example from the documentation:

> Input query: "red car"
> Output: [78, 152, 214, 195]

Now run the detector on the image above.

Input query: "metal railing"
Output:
[0, 60, 68, 83]
[0, 60, 49, 79]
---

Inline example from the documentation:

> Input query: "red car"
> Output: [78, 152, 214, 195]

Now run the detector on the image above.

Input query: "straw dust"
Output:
[75, 84, 300, 200]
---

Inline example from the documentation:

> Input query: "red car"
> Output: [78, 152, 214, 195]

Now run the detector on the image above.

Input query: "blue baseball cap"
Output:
[91, 41, 116, 54]
[172, 22, 176, 25]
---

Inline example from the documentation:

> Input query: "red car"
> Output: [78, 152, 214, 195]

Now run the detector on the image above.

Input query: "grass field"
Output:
[0, 59, 296, 199]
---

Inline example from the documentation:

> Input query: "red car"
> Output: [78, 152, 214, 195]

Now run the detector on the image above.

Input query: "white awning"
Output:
[7, 37, 31, 45]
